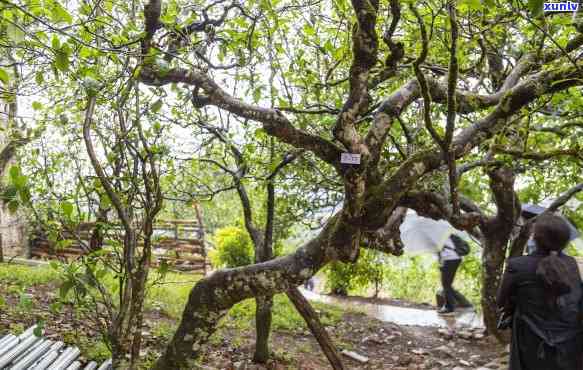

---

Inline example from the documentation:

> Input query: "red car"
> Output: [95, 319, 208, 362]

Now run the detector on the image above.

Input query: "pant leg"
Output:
[452, 289, 472, 307]
[440, 259, 461, 310]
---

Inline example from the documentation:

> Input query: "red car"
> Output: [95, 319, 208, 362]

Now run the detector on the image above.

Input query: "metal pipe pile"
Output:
[0, 326, 112, 369]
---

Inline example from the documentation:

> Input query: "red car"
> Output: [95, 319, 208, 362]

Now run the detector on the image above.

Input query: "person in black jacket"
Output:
[497, 214, 583, 370]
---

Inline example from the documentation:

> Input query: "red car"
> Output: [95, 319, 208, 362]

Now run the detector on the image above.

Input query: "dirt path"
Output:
[301, 288, 483, 330]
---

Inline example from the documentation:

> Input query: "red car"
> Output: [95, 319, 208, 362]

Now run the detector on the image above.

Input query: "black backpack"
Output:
[450, 234, 470, 256]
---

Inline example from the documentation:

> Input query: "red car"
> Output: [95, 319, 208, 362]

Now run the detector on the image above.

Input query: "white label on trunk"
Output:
[340, 153, 361, 165]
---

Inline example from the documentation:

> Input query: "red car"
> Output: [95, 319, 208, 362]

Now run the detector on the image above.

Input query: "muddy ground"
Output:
[0, 269, 506, 369]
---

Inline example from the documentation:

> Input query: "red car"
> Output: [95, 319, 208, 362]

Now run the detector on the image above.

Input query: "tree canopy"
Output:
[1, 0, 582, 368]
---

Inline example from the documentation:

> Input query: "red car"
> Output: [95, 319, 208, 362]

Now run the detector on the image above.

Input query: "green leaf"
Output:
[0, 68, 9, 84]
[324, 40, 334, 54]
[7, 199, 19, 213]
[50, 3, 73, 24]
[59, 280, 74, 299]
[51, 35, 61, 50]
[79, 46, 93, 58]
[19, 188, 31, 204]
[9, 165, 20, 180]
[96, 268, 108, 280]
[6, 24, 25, 43]
[35, 72, 44, 85]
[252, 87, 262, 103]
[527, 0, 544, 17]
[151, 99, 163, 113]
[3, 185, 17, 200]
[54, 51, 70, 71]
[13, 174, 27, 189]
[49, 302, 63, 313]
[158, 259, 169, 277]
[33, 321, 44, 336]
[61, 201, 74, 218]
[303, 24, 316, 36]
[53, 3, 73, 24]
[56, 239, 73, 250]
[465, 0, 482, 10]
[32, 101, 43, 110]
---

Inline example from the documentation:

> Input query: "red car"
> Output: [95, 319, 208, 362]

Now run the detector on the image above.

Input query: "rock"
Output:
[437, 328, 454, 339]
[459, 359, 471, 366]
[341, 350, 369, 364]
[411, 348, 428, 356]
[433, 345, 455, 358]
[459, 331, 473, 339]
[362, 335, 384, 344]
[398, 354, 413, 366]
[470, 354, 487, 365]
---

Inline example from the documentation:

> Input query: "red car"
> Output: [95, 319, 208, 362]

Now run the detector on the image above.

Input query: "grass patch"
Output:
[1, 262, 348, 369]
[146, 271, 202, 318]
[0, 262, 59, 287]
[224, 294, 343, 332]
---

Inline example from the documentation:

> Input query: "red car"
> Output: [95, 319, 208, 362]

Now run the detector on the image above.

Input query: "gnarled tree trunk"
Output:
[151, 213, 343, 369]
[480, 234, 508, 339]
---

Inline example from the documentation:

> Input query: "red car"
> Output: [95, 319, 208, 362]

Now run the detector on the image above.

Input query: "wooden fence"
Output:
[30, 218, 208, 274]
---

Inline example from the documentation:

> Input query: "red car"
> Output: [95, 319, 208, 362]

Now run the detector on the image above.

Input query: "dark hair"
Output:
[534, 214, 572, 302]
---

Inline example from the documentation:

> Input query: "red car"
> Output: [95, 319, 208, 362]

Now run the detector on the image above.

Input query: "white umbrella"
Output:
[399, 211, 465, 255]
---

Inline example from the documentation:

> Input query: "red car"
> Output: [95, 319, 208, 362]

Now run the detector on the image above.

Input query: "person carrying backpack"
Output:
[497, 214, 583, 370]
[437, 233, 471, 315]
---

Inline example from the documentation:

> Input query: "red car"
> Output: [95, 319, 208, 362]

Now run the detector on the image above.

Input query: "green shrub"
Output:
[210, 226, 254, 268]
[323, 250, 482, 309]
[324, 249, 385, 296]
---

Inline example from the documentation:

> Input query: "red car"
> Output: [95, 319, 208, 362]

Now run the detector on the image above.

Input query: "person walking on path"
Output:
[437, 235, 471, 315]
[497, 214, 583, 370]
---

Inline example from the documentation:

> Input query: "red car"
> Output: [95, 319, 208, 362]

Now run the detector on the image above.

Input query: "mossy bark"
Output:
[253, 295, 273, 363]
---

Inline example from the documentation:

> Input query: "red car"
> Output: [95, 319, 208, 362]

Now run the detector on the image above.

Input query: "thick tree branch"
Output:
[362, 206, 406, 255]
[332, 0, 379, 151]
[0, 137, 28, 175]
[152, 213, 344, 369]
[370, 0, 404, 88]
[531, 121, 583, 136]
[453, 63, 583, 152]
[139, 68, 343, 168]
[364, 34, 583, 160]
[399, 191, 483, 232]
[363, 59, 583, 227]
[547, 182, 583, 212]
[142, 0, 162, 54]
[445, 0, 460, 215]
[492, 145, 582, 161]
[286, 288, 345, 369]
[485, 166, 520, 228]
